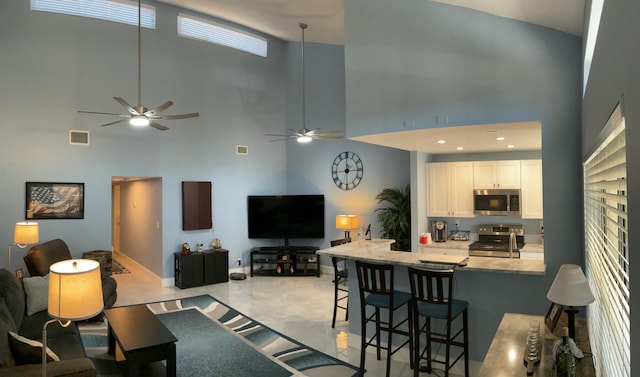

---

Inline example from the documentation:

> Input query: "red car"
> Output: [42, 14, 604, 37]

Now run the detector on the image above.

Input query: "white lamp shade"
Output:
[547, 264, 595, 306]
[336, 215, 359, 230]
[14, 222, 39, 244]
[48, 259, 104, 321]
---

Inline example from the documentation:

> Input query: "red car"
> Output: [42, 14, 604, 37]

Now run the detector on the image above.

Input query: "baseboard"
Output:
[112, 250, 163, 286]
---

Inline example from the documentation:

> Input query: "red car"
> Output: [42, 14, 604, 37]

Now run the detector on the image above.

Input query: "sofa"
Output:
[23, 239, 117, 312]
[0, 268, 96, 377]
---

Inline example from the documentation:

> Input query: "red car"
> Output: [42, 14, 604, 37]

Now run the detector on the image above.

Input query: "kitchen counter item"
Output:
[431, 220, 448, 242]
[449, 230, 470, 241]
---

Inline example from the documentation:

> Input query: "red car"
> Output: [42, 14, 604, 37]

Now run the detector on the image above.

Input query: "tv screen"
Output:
[247, 195, 325, 240]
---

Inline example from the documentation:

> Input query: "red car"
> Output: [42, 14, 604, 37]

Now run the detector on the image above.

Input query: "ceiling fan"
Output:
[266, 23, 342, 143]
[78, 0, 199, 131]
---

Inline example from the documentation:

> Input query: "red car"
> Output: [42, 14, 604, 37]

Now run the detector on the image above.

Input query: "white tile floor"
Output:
[111, 263, 469, 377]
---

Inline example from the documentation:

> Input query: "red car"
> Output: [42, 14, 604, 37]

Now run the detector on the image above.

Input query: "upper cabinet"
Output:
[473, 160, 521, 189]
[427, 162, 475, 218]
[520, 160, 543, 219]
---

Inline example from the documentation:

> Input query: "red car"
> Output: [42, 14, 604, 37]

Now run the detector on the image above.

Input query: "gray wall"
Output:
[344, 0, 583, 360]
[581, 0, 639, 375]
[0, 2, 409, 279]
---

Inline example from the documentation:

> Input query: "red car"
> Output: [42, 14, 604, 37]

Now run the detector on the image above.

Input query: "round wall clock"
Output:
[331, 151, 364, 190]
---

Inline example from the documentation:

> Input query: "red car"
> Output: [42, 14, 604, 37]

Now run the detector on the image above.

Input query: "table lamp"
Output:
[336, 215, 359, 241]
[7, 221, 39, 269]
[546, 264, 595, 341]
[43, 259, 103, 377]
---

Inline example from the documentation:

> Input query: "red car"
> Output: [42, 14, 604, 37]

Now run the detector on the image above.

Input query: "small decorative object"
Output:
[212, 239, 222, 249]
[331, 151, 364, 191]
[545, 302, 564, 332]
[25, 182, 84, 219]
[181, 242, 192, 255]
[197, 243, 204, 252]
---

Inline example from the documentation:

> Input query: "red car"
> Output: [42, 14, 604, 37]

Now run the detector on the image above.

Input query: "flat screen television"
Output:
[247, 195, 325, 244]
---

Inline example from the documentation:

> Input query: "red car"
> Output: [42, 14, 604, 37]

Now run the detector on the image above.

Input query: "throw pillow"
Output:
[22, 275, 49, 316]
[0, 298, 18, 368]
[8, 331, 60, 364]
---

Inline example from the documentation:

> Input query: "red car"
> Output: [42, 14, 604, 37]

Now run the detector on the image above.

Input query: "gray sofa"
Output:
[0, 269, 96, 377]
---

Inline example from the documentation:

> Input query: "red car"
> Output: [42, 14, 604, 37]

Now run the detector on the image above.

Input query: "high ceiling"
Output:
[158, 0, 585, 45]
[156, 0, 583, 153]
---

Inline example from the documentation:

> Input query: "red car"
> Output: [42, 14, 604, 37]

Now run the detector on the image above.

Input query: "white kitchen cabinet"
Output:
[520, 159, 543, 219]
[427, 162, 474, 217]
[473, 160, 521, 189]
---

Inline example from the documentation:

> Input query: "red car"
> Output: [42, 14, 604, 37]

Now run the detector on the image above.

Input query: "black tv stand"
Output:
[250, 246, 320, 277]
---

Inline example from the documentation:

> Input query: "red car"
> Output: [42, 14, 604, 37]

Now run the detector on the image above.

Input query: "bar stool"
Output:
[407, 267, 469, 377]
[355, 261, 413, 377]
[330, 239, 349, 328]
[331, 256, 349, 327]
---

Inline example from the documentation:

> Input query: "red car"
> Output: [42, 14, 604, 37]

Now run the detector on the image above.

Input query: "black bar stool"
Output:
[355, 261, 413, 377]
[330, 239, 349, 328]
[407, 267, 469, 377]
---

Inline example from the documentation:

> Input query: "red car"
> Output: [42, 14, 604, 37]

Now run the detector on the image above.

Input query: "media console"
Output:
[250, 246, 320, 277]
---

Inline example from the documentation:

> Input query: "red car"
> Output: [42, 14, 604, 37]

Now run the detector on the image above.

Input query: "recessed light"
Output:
[507, 144, 515, 149]
[496, 136, 505, 141]
[437, 139, 446, 144]
[456, 146, 464, 150]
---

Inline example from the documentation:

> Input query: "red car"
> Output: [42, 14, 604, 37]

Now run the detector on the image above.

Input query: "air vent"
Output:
[69, 130, 90, 145]
[236, 145, 248, 155]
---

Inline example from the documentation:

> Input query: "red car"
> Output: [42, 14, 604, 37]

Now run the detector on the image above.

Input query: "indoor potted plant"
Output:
[375, 184, 411, 251]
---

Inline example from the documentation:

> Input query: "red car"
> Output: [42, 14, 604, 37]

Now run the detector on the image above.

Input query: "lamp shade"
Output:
[336, 215, 359, 230]
[48, 259, 104, 321]
[14, 222, 39, 245]
[547, 264, 595, 307]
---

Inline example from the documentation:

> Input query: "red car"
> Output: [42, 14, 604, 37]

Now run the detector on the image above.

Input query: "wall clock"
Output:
[331, 151, 364, 190]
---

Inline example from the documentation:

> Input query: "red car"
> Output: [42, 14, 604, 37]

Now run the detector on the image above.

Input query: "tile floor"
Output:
[111, 262, 469, 377]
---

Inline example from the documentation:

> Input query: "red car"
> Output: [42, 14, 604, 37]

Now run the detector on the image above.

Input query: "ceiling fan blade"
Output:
[265, 133, 293, 137]
[113, 97, 140, 115]
[313, 135, 343, 140]
[78, 110, 127, 116]
[149, 121, 169, 131]
[152, 112, 199, 120]
[100, 119, 129, 127]
[144, 101, 174, 116]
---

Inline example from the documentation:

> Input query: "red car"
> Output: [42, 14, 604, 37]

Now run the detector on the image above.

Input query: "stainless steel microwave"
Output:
[473, 189, 521, 216]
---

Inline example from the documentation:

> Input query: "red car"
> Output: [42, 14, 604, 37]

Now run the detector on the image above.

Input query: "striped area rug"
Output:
[81, 295, 358, 377]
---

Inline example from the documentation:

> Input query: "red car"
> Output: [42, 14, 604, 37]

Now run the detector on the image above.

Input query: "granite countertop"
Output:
[318, 241, 546, 275]
[421, 240, 473, 249]
[521, 243, 545, 253]
[479, 313, 594, 377]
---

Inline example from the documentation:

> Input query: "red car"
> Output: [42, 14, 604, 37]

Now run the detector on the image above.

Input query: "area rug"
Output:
[110, 259, 130, 275]
[80, 295, 358, 377]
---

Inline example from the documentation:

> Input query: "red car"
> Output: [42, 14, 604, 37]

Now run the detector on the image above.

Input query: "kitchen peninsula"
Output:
[317, 239, 548, 367]
[317, 239, 546, 275]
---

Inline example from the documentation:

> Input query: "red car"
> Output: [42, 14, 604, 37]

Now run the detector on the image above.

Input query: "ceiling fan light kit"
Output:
[265, 23, 342, 143]
[78, 0, 199, 131]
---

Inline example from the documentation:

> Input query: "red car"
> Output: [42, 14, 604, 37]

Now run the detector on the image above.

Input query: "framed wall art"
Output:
[25, 182, 85, 219]
[545, 302, 564, 332]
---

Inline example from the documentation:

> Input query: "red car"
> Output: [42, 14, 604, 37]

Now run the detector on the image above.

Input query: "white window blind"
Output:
[31, 0, 156, 29]
[177, 13, 267, 57]
[583, 102, 629, 377]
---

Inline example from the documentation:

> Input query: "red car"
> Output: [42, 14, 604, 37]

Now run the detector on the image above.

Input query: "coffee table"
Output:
[104, 305, 178, 377]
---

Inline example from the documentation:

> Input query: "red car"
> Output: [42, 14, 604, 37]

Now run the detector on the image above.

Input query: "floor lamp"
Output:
[43, 259, 103, 377]
[336, 215, 359, 241]
[7, 221, 39, 269]
[546, 264, 595, 342]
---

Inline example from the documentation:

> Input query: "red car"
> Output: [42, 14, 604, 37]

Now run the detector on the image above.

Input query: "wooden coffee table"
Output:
[104, 305, 178, 377]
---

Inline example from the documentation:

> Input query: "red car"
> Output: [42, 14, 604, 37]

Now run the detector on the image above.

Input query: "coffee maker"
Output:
[431, 221, 448, 242]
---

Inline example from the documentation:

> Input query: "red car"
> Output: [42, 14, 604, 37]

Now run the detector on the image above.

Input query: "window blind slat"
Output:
[584, 103, 628, 377]
[31, 0, 156, 29]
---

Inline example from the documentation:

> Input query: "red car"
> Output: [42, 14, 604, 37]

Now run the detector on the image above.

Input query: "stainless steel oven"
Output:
[473, 189, 521, 216]
[468, 224, 525, 258]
